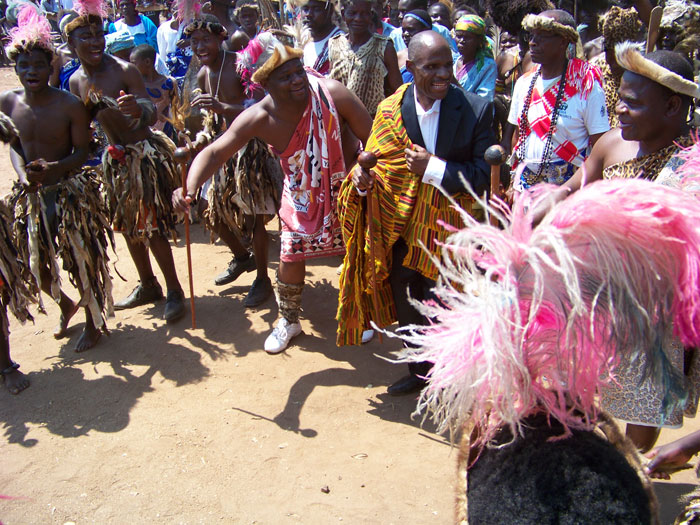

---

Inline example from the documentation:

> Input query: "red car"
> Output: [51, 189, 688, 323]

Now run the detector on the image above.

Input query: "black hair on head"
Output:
[403, 8, 431, 28]
[130, 43, 156, 62]
[486, 0, 553, 35]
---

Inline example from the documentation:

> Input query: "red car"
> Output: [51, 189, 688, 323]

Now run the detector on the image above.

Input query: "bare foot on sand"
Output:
[74, 325, 101, 353]
[3, 367, 30, 395]
[53, 302, 79, 339]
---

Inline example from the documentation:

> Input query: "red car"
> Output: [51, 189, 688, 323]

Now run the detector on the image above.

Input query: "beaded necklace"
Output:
[516, 61, 569, 178]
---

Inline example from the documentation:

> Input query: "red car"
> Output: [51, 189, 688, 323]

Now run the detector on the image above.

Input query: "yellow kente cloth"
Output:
[336, 83, 475, 346]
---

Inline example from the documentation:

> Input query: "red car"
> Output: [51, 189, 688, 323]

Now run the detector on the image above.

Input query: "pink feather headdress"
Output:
[236, 32, 303, 94]
[73, 0, 108, 19]
[174, 0, 201, 24]
[390, 177, 700, 450]
[6, 4, 53, 61]
[63, 0, 108, 34]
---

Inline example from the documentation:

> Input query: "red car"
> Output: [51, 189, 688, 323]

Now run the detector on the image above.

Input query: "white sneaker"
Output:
[361, 329, 374, 344]
[264, 318, 302, 354]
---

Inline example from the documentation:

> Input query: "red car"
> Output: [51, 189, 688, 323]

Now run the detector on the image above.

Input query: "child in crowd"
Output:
[130, 43, 178, 140]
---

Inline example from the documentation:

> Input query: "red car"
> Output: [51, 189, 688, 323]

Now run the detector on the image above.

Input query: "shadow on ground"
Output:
[654, 481, 696, 524]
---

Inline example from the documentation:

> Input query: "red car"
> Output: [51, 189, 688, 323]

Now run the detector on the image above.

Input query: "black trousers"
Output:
[389, 238, 435, 379]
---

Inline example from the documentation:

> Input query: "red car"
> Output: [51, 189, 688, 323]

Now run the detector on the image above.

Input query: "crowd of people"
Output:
[1, 0, 700, 519]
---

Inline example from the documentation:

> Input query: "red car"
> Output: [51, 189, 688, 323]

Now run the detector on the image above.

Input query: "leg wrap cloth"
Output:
[275, 277, 304, 324]
[101, 130, 179, 241]
[0, 199, 38, 338]
[10, 169, 115, 330]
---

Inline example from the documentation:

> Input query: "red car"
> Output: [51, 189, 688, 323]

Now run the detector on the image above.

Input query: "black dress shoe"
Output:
[114, 280, 163, 310]
[243, 276, 272, 308]
[214, 254, 255, 286]
[163, 289, 186, 323]
[387, 374, 426, 396]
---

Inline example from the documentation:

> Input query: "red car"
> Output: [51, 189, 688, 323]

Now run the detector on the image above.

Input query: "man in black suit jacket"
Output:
[337, 30, 495, 395]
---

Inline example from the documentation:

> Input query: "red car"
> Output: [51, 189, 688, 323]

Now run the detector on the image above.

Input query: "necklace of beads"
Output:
[516, 61, 569, 178]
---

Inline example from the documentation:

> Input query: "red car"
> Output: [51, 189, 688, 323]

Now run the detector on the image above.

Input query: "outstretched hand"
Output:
[646, 431, 700, 479]
[117, 90, 142, 119]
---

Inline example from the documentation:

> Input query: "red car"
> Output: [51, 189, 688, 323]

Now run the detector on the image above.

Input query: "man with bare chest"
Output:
[1, 6, 113, 357]
[186, 15, 283, 307]
[174, 32, 372, 353]
[66, 0, 186, 323]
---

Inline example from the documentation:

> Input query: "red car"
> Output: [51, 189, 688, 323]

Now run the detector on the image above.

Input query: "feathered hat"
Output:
[236, 31, 303, 87]
[5, 4, 54, 61]
[389, 177, 700, 451]
[63, 0, 109, 35]
[615, 41, 700, 99]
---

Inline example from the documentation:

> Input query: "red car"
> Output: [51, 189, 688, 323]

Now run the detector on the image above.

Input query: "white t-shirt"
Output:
[302, 26, 342, 72]
[507, 69, 609, 169]
[157, 19, 181, 57]
[113, 18, 145, 38]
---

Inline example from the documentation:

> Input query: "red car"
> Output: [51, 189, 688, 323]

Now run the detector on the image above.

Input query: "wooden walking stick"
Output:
[174, 146, 197, 329]
[484, 145, 507, 227]
[357, 151, 382, 343]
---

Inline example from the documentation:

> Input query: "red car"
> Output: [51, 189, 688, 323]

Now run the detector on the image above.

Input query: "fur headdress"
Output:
[522, 13, 578, 43]
[63, 0, 108, 35]
[598, 6, 642, 49]
[615, 41, 700, 99]
[236, 31, 303, 86]
[389, 177, 700, 450]
[6, 4, 54, 61]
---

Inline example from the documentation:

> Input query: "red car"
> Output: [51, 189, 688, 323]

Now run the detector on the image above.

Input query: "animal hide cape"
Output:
[10, 169, 115, 331]
[389, 177, 700, 450]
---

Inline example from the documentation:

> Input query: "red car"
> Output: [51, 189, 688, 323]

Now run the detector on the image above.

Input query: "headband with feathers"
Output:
[6, 4, 53, 61]
[64, 0, 108, 35]
[236, 31, 303, 90]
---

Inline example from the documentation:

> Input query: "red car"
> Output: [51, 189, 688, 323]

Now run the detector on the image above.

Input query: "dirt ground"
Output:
[0, 65, 698, 524]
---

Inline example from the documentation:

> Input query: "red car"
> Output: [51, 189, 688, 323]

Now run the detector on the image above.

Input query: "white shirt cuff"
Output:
[421, 155, 447, 187]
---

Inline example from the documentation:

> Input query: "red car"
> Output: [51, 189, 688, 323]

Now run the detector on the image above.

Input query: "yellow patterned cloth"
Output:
[336, 83, 475, 345]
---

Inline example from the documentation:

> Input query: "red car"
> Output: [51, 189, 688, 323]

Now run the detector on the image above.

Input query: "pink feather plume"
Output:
[73, 0, 108, 19]
[7, 4, 52, 55]
[175, 0, 201, 24]
[390, 178, 700, 450]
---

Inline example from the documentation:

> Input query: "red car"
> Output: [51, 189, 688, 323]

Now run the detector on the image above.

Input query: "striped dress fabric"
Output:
[336, 83, 474, 345]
